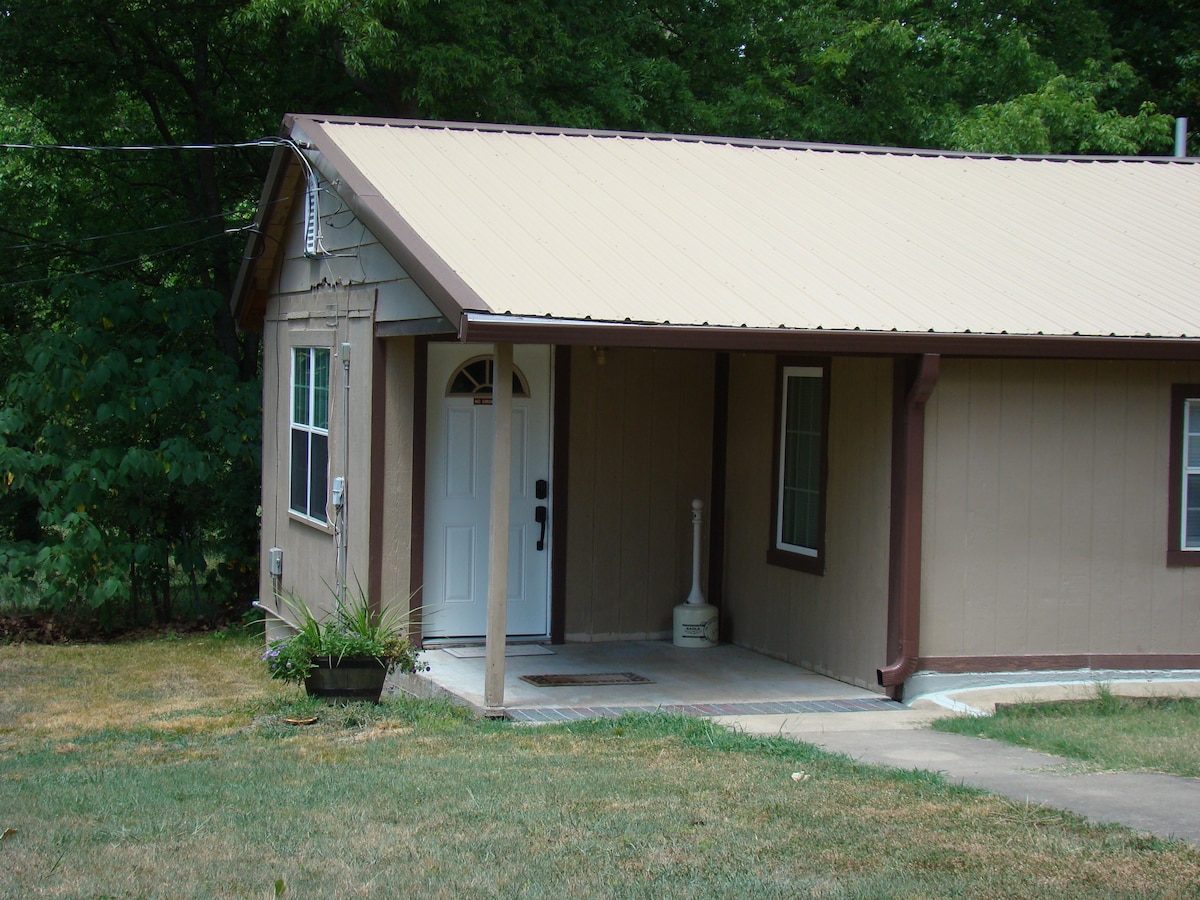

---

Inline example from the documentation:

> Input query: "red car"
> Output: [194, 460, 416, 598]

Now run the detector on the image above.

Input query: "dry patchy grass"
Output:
[0, 635, 291, 740]
[2, 641, 1199, 899]
[935, 687, 1200, 777]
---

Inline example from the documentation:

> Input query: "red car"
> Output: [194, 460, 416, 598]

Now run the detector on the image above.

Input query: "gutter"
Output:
[878, 354, 940, 697]
[459, 313, 1200, 361]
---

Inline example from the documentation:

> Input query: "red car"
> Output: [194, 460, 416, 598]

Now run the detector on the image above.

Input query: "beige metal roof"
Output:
[292, 117, 1200, 343]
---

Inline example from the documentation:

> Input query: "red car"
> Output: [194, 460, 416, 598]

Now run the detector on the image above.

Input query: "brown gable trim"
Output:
[289, 117, 486, 325]
[919, 654, 1200, 673]
[459, 315, 1200, 361]
[230, 144, 304, 331]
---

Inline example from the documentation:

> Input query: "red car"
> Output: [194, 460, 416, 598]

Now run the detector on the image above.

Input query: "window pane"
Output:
[781, 372, 822, 551]
[313, 348, 330, 431]
[290, 429, 309, 515]
[448, 357, 531, 397]
[309, 433, 329, 524]
[1186, 400, 1200, 470]
[1187, 474, 1200, 549]
[293, 349, 310, 427]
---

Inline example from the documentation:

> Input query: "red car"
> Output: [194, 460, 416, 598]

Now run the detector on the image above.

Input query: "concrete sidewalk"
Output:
[715, 682, 1200, 847]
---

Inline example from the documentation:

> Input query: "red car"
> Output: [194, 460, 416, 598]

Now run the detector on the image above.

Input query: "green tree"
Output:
[0, 0, 337, 622]
[0, 282, 260, 624]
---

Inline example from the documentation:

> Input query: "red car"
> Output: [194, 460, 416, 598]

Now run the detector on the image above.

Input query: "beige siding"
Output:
[257, 192, 430, 636]
[273, 193, 443, 324]
[922, 360, 1200, 658]
[723, 355, 893, 691]
[258, 286, 395, 630]
[377, 337, 417, 609]
[564, 348, 714, 640]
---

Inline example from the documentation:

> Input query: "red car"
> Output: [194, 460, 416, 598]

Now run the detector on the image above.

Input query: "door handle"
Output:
[535, 505, 547, 551]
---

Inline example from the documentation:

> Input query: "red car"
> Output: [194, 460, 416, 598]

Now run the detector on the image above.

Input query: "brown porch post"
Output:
[878, 353, 939, 699]
[484, 342, 514, 713]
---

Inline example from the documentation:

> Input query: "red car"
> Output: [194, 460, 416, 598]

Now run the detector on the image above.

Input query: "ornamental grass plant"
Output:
[259, 587, 420, 685]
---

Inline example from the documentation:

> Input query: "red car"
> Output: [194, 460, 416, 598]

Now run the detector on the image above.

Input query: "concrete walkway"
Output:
[404, 642, 1200, 846]
[717, 682, 1200, 847]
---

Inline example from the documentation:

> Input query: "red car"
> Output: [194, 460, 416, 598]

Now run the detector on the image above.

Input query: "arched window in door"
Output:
[446, 356, 530, 398]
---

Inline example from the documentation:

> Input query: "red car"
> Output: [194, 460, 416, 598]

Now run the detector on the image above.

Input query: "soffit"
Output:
[304, 118, 1200, 341]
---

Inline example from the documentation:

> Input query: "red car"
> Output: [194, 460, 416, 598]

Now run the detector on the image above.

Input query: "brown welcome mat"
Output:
[520, 672, 654, 687]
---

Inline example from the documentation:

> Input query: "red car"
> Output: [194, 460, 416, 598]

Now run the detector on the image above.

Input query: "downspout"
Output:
[877, 353, 940, 698]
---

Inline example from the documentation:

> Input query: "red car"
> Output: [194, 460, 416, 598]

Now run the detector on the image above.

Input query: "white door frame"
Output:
[422, 343, 553, 640]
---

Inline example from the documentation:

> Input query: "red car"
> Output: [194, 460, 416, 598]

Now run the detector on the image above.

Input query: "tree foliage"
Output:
[0, 282, 260, 625]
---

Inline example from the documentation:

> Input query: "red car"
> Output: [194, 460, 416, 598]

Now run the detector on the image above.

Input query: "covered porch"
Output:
[392, 640, 897, 722]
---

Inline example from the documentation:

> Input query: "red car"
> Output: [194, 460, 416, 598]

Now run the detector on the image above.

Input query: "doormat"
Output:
[443, 645, 555, 659]
[520, 672, 654, 687]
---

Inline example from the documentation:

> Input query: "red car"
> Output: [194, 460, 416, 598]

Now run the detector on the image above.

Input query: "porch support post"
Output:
[878, 353, 939, 699]
[484, 342, 514, 714]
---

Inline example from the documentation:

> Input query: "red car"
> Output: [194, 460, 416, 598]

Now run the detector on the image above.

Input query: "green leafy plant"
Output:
[259, 589, 421, 685]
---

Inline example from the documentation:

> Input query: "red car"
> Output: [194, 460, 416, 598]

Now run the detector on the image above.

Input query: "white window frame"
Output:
[769, 360, 828, 575]
[289, 346, 331, 524]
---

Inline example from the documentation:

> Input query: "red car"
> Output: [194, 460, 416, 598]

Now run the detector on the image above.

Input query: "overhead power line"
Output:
[0, 225, 260, 290]
[0, 138, 292, 152]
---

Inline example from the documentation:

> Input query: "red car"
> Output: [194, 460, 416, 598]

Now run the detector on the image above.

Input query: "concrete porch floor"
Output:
[392, 639, 901, 722]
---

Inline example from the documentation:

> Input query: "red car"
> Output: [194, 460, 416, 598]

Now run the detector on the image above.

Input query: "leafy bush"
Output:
[0, 280, 261, 627]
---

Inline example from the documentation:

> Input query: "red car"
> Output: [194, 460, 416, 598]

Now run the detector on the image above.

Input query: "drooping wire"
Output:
[0, 138, 294, 152]
[0, 135, 318, 287]
[0, 207, 259, 253]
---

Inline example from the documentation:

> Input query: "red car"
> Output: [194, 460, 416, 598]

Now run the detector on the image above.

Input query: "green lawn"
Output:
[2, 638, 1198, 899]
[934, 685, 1200, 777]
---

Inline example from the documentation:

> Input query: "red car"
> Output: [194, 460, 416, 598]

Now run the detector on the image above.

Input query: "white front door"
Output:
[422, 344, 552, 638]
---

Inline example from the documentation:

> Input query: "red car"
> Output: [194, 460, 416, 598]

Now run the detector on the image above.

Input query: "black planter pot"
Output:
[304, 656, 389, 704]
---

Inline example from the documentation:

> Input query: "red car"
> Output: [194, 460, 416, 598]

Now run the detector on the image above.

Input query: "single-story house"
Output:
[231, 114, 1200, 712]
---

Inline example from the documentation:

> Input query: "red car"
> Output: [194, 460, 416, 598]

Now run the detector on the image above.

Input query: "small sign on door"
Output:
[473, 397, 493, 406]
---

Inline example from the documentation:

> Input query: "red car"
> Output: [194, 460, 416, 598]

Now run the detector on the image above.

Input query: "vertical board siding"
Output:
[564, 348, 714, 640]
[723, 354, 893, 691]
[922, 360, 1200, 658]
[258, 286, 393, 623]
[379, 337, 416, 611]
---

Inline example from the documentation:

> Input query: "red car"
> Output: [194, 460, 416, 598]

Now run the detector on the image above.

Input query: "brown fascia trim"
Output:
[459, 315, 1200, 361]
[230, 142, 297, 331]
[878, 354, 940, 696]
[286, 113, 1199, 164]
[919, 653, 1200, 673]
[284, 116, 484, 329]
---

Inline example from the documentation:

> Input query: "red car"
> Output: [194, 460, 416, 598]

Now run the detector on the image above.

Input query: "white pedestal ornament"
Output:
[673, 498, 719, 648]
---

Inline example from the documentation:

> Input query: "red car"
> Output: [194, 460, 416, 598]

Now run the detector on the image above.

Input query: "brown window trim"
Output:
[1167, 383, 1200, 566]
[767, 356, 830, 575]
